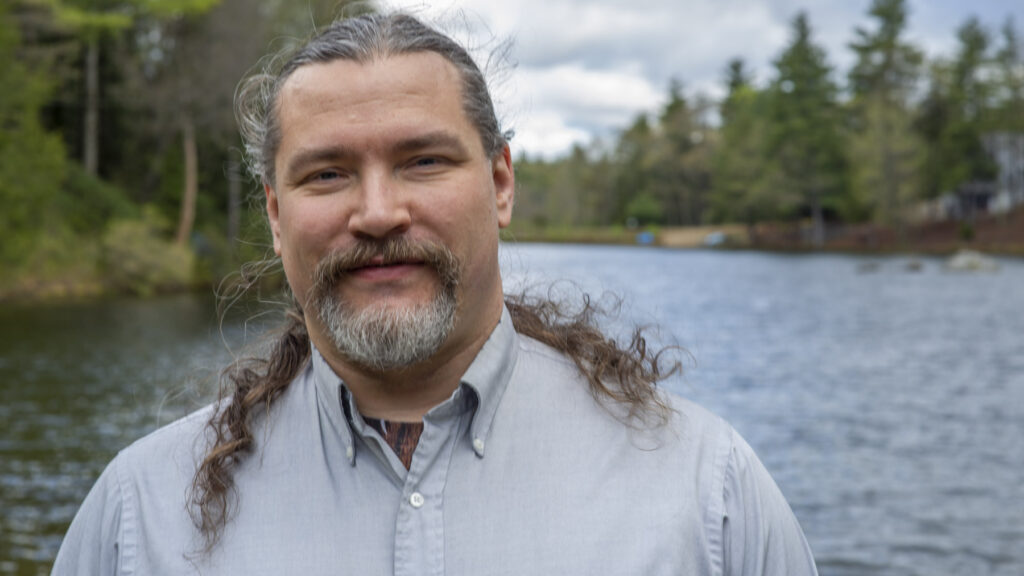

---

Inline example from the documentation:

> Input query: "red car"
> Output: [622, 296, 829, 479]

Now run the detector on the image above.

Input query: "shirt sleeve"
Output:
[51, 457, 124, 576]
[721, 429, 818, 576]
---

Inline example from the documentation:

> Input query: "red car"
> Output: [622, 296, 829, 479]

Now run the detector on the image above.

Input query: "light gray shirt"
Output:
[53, 306, 818, 575]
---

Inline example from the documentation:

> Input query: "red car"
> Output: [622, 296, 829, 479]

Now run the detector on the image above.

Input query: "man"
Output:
[54, 12, 817, 575]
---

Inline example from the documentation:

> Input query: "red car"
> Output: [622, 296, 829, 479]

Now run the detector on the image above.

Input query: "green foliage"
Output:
[765, 12, 848, 245]
[959, 222, 975, 242]
[848, 0, 922, 100]
[101, 207, 195, 296]
[6, 1, 1024, 302]
[916, 18, 1002, 198]
[611, 115, 654, 223]
[848, 97, 923, 226]
[43, 0, 132, 35]
[988, 18, 1024, 132]
[605, 82, 715, 228]
[141, 0, 222, 19]
[514, 144, 620, 229]
[0, 3, 68, 270]
[646, 82, 713, 225]
[710, 62, 796, 226]
[58, 163, 138, 234]
[624, 193, 664, 226]
[846, 0, 925, 230]
[45, 0, 222, 34]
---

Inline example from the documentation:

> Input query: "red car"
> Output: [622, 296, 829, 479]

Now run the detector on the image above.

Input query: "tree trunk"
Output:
[175, 116, 198, 246]
[227, 157, 242, 254]
[83, 39, 100, 175]
[810, 193, 825, 248]
[746, 221, 759, 246]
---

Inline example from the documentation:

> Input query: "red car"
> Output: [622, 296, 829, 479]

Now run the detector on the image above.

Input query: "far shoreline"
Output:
[4, 223, 1022, 306]
[503, 220, 1024, 257]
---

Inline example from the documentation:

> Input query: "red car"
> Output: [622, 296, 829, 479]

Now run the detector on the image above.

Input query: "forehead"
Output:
[276, 52, 474, 145]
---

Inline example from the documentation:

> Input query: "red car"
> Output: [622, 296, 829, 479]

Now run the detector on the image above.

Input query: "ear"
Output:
[492, 145, 515, 229]
[264, 181, 283, 256]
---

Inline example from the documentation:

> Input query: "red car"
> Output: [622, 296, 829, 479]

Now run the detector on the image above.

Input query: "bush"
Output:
[101, 208, 195, 296]
[0, 5, 67, 271]
[58, 164, 137, 235]
[625, 193, 665, 226]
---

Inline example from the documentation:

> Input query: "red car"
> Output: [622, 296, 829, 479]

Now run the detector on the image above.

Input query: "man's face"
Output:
[266, 52, 514, 370]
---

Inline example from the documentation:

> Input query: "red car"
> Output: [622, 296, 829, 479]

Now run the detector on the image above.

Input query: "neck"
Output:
[310, 302, 502, 422]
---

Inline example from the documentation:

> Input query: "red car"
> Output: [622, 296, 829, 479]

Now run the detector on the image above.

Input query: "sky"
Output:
[384, 0, 1023, 159]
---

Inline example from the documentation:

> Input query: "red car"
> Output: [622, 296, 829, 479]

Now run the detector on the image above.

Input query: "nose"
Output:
[347, 170, 411, 240]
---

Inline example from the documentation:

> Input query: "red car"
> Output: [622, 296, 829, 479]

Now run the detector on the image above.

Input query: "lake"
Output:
[2, 244, 1023, 575]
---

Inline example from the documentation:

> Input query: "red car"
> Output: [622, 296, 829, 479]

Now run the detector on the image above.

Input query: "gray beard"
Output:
[307, 238, 461, 372]
[317, 286, 457, 371]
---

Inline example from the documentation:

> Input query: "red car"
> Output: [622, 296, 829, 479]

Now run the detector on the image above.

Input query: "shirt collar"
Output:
[308, 303, 519, 463]
[310, 345, 358, 464]
[459, 304, 519, 458]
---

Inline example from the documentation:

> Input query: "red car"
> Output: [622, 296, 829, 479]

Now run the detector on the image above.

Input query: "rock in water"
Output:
[945, 249, 1000, 272]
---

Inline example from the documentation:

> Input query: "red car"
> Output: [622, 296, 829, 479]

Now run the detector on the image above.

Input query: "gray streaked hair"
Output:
[235, 12, 509, 188]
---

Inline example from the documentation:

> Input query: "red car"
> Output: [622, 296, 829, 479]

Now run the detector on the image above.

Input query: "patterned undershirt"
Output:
[362, 417, 425, 470]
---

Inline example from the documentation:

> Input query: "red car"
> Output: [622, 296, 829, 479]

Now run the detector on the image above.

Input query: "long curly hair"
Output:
[191, 10, 681, 553]
[190, 291, 679, 551]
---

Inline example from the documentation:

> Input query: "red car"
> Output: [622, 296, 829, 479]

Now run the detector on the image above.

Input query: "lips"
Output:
[309, 237, 462, 309]
[352, 256, 422, 270]
[348, 256, 425, 276]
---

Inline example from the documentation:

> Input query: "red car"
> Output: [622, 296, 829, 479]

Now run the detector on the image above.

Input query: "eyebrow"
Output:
[284, 130, 472, 182]
[391, 131, 470, 157]
[284, 146, 354, 182]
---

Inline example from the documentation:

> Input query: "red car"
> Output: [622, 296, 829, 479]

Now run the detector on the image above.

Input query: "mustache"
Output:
[309, 238, 461, 302]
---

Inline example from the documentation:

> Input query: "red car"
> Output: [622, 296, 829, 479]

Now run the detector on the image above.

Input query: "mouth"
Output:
[309, 238, 461, 306]
[350, 255, 424, 272]
[347, 256, 426, 281]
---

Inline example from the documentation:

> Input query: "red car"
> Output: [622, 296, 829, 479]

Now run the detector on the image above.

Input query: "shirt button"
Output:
[472, 438, 485, 452]
[409, 492, 425, 508]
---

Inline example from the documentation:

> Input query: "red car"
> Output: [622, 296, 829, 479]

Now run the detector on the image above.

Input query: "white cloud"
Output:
[501, 64, 664, 159]
[510, 111, 592, 160]
[385, 0, 1024, 158]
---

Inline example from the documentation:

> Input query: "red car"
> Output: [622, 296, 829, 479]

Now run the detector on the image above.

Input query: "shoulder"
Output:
[512, 333, 601, 390]
[515, 332, 575, 368]
[52, 403, 222, 575]
[510, 334, 817, 572]
[115, 402, 219, 477]
[510, 332, 737, 478]
[514, 332, 732, 441]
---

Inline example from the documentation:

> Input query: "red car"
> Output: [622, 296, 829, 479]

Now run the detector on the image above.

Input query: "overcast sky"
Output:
[385, 0, 1023, 159]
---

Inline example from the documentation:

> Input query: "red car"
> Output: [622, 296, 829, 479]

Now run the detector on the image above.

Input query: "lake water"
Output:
[2, 245, 1023, 575]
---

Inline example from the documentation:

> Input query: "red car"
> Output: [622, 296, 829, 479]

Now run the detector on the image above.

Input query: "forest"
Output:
[1, 0, 1022, 301]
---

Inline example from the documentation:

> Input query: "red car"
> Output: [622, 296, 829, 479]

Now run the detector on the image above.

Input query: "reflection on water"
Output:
[3, 247, 1023, 575]
[0, 293, 272, 575]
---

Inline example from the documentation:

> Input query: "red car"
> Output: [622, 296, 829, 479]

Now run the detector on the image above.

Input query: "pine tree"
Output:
[765, 12, 847, 247]
[989, 18, 1024, 132]
[647, 80, 713, 226]
[846, 0, 924, 242]
[917, 17, 997, 200]
[710, 58, 796, 241]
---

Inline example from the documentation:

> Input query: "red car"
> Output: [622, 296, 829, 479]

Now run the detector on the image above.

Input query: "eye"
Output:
[301, 169, 349, 187]
[412, 157, 441, 168]
[313, 170, 341, 181]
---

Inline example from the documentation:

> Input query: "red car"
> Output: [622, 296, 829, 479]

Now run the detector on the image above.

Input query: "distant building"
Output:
[981, 132, 1024, 214]
[910, 132, 1024, 223]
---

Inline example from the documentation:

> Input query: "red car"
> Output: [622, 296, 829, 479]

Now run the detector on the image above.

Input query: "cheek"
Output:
[276, 204, 342, 298]
[279, 245, 314, 305]
[279, 199, 346, 251]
